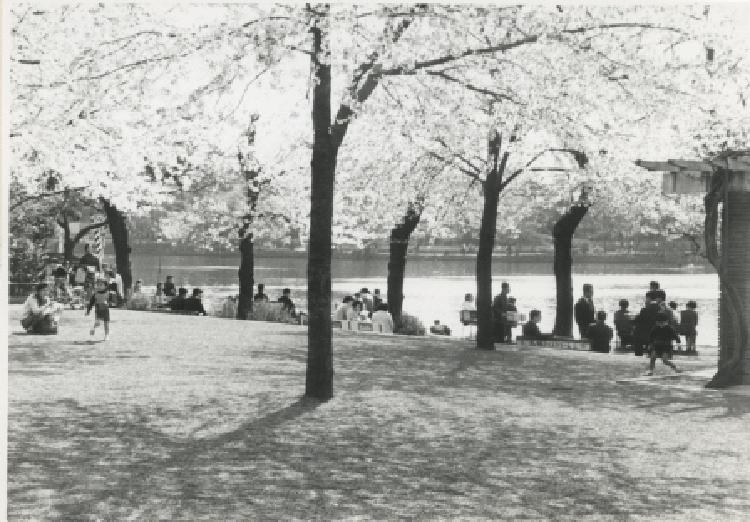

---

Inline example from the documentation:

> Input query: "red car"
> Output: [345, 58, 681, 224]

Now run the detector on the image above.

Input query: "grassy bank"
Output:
[7, 306, 750, 520]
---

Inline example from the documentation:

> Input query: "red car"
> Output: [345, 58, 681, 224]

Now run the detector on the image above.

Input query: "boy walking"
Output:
[646, 311, 682, 376]
[86, 278, 111, 341]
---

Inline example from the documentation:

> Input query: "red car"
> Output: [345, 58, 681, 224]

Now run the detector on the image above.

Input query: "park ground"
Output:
[6, 305, 750, 520]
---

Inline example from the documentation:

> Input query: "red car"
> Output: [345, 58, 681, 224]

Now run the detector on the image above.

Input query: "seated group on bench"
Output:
[169, 287, 207, 315]
[521, 309, 614, 353]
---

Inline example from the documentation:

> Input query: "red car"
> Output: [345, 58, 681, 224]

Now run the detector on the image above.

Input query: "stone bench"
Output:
[332, 320, 392, 334]
[516, 336, 592, 351]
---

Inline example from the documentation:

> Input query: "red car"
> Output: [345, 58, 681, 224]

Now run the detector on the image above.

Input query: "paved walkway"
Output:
[7, 306, 750, 520]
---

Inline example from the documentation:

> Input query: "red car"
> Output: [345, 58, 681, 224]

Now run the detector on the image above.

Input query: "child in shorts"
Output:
[647, 311, 681, 376]
[86, 278, 111, 341]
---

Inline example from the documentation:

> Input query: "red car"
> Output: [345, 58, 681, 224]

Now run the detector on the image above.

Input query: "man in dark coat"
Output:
[574, 283, 596, 338]
[633, 293, 661, 356]
[587, 311, 614, 353]
[169, 288, 188, 311]
[184, 288, 207, 315]
[492, 282, 510, 342]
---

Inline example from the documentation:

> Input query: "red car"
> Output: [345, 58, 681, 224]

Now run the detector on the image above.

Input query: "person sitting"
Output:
[277, 288, 296, 317]
[587, 311, 614, 353]
[21, 283, 61, 334]
[522, 309, 553, 340]
[163, 275, 177, 297]
[429, 319, 451, 336]
[133, 279, 143, 295]
[371, 303, 394, 333]
[334, 296, 354, 321]
[360, 287, 373, 315]
[169, 288, 189, 311]
[613, 299, 634, 350]
[351, 300, 367, 321]
[184, 288, 207, 316]
[253, 283, 269, 302]
[574, 283, 595, 338]
[372, 289, 383, 310]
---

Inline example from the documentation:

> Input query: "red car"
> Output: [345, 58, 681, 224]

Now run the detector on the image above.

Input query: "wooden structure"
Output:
[636, 151, 750, 387]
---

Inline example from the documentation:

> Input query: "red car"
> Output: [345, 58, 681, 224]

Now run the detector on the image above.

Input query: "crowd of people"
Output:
[332, 288, 394, 333]
[460, 278, 698, 375]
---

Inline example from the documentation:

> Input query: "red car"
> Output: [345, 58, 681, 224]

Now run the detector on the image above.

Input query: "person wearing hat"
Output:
[184, 288, 207, 315]
[277, 288, 297, 318]
[372, 289, 384, 310]
[574, 283, 596, 338]
[646, 311, 682, 375]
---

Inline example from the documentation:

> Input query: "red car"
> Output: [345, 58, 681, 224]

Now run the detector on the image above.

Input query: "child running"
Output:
[86, 277, 111, 341]
[646, 311, 681, 376]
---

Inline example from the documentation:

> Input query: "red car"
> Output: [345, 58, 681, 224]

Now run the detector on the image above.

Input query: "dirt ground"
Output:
[7, 306, 750, 520]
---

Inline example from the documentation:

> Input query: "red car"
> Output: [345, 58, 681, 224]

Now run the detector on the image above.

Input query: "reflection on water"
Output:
[131, 254, 718, 346]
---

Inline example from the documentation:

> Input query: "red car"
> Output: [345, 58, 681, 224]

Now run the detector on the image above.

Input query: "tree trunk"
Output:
[237, 234, 254, 319]
[387, 205, 421, 327]
[552, 203, 590, 337]
[476, 168, 501, 350]
[60, 215, 75, 263]
[102, 200, 133, 301]
[306, 22, 336, 401]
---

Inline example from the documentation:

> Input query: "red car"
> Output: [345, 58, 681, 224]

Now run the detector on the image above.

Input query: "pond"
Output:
[130, 254, 719, 347]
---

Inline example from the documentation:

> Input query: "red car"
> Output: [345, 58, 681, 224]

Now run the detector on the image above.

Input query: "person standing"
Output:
[613, 299, 634, 350]
[492, 282, 510, 343]
[679, 301, 699, 353]
[163, 275, 177, 297]
[360, 288, 373, 315]
[574, 283, 596, 338]
[633, 293, 661, 357]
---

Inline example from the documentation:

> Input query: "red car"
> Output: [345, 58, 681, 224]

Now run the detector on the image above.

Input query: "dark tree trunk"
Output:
[476, 167, 501, 350]
[306, 22, 336, 401]
[103, 200, 133, 300]
[237, 234, 254, 319]
[552, 203, 590, 337]
[387, 205, 421, 327]
[60, 215, 75, 263]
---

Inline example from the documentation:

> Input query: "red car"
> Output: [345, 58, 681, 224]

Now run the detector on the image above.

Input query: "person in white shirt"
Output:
[371, 304, 394, 333]
[21, 283, 62, 333]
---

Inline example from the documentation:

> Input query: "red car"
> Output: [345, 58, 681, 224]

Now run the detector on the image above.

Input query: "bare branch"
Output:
[73, 221, 109, 244]
[381, 22, 685, 75]
[9, 187, 87, 212]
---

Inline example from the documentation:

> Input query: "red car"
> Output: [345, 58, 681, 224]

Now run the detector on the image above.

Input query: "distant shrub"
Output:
[395, 312, 426, 336]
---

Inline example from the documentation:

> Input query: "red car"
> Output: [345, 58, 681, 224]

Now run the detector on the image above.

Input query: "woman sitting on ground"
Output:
[21, 283, 62, 334]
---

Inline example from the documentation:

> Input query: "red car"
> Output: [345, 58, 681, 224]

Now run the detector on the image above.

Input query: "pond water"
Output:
[130, 254, 719, 347]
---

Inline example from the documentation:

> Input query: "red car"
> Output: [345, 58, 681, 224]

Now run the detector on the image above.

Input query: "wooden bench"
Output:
[332, 320, 392, 334]
[516, 336, 592, 351]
